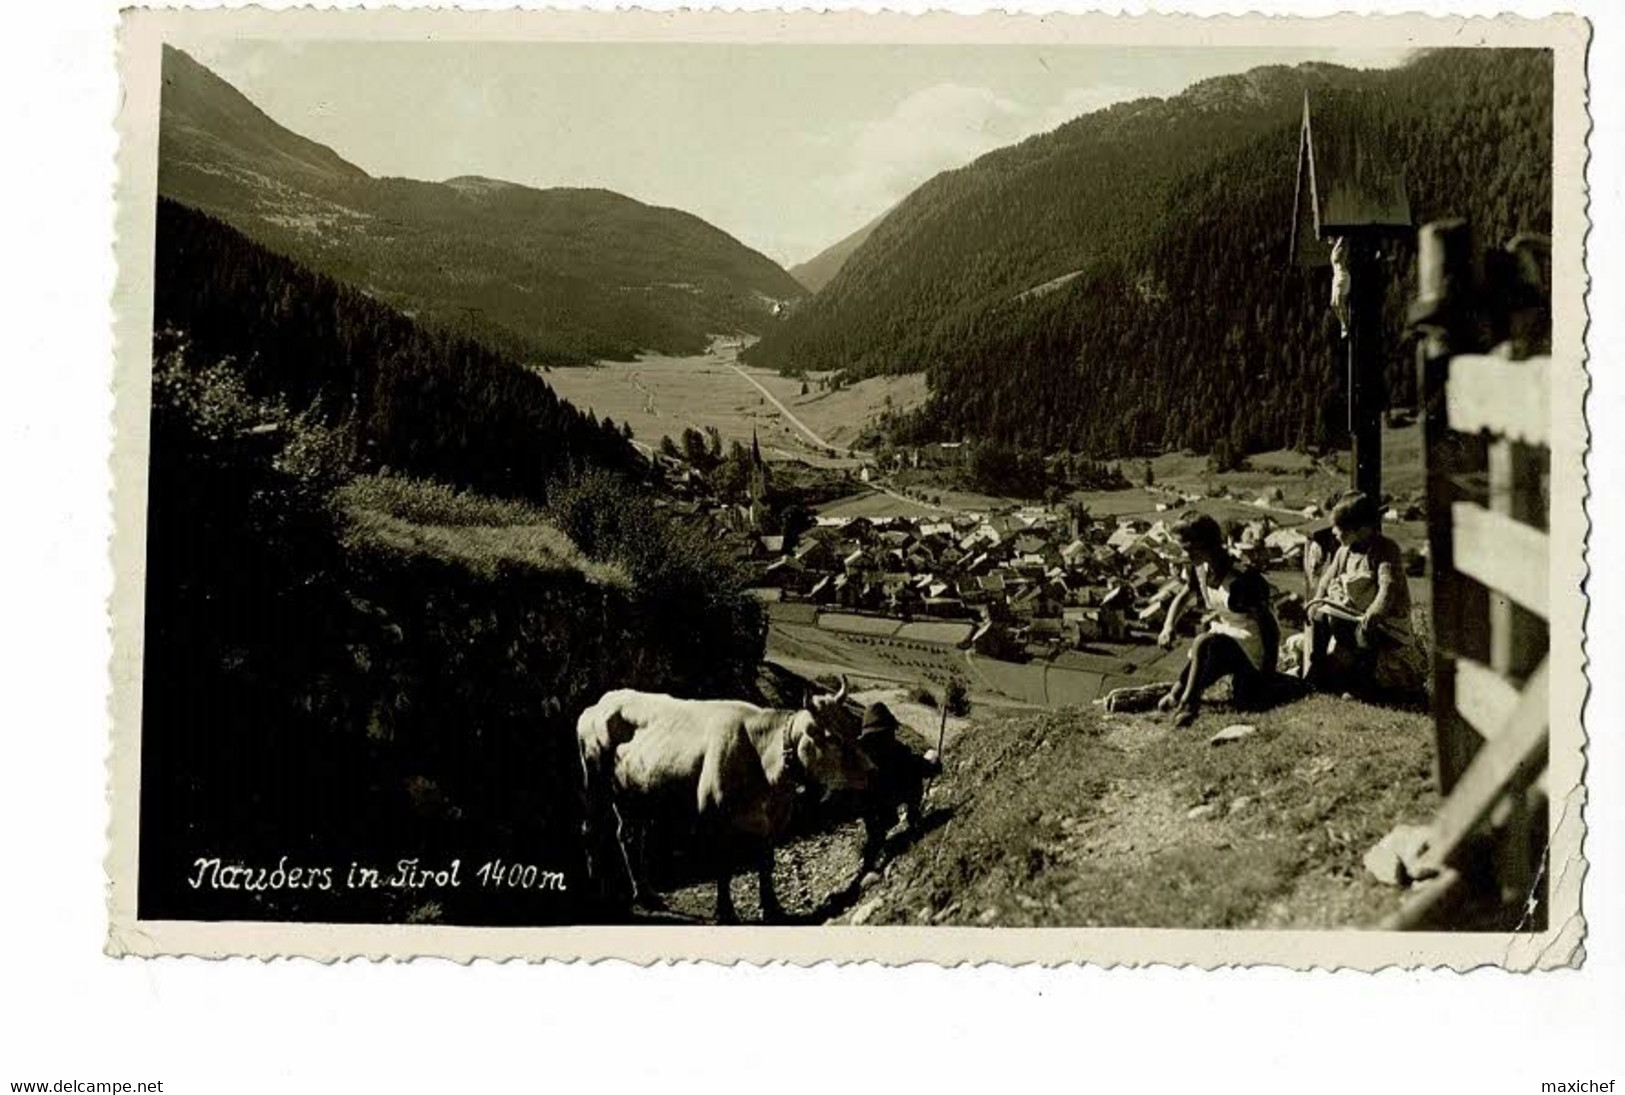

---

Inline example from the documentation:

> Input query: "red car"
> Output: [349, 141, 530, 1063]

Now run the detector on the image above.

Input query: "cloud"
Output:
[820, 81, 1143, 230]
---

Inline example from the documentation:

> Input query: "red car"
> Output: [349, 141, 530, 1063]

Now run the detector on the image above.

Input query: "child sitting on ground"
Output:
[1301, 492, 1427, 696]
[1157, 512, 1280, 728]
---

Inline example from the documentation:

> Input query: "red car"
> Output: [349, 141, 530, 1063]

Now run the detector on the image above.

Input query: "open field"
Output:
[546, 343, 1427, 551]
[541, 347, 852, 466]
[765, 603, 1195, 710]
[542, 342, 927, 468]
[816, 490, 953, 520]
[814, 421, 1429, 553]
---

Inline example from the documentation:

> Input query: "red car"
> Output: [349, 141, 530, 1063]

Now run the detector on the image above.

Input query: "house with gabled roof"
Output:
[763, 555, 805, 591]
[794, 538, 835, 572]
[842, 515, 877, 543]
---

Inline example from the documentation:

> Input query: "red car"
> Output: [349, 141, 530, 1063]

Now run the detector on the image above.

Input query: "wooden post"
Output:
[1414, 219, 1481, 796]
[1347, 234, 1384, 499]
[1481, 277, 1550, 915]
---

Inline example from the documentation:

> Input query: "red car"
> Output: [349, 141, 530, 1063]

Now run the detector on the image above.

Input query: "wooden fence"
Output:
[1382, 220, 1552, 930]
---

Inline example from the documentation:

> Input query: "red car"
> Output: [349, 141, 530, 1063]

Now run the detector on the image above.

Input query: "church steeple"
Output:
[747, 428, 769, 527]
[750, 431, 769, 495]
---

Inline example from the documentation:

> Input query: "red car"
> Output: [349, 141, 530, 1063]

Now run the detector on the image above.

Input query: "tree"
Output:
[681, 427, 711, 470]
[1207, 437, 1246, 474]
[944, 674, 971, 717]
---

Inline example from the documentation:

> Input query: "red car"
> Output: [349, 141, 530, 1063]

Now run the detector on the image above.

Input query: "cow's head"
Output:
[793, 676, 873, 791]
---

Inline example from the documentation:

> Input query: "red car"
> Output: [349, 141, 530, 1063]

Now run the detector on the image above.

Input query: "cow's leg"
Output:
[715, 866, 739, 925]
[756, 843, 785, 923]
[580, 758, 634, 912]
[611, 801, 647, 908]
[705, 816, 741, 924]
[615, 801, 667, 910]
[633, 824, 668, 910]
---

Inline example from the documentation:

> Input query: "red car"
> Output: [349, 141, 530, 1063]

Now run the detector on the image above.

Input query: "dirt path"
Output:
[812, 694, 1438, 929]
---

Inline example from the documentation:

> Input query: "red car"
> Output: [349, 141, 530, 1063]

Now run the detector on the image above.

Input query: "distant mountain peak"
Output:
[789, 207, 893, 294]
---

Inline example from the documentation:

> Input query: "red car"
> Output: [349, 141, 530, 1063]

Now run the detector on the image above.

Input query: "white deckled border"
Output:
[106, 5, 1593, 969]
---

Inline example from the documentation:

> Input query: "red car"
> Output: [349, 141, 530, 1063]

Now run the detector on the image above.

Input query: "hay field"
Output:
[542, 342, 929, 466]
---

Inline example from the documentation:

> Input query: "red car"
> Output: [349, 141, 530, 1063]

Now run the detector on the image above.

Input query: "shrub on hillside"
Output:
[545, 467, 766, 696]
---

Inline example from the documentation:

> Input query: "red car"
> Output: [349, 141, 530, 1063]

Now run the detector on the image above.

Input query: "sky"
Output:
[181, 40, 1414, 267]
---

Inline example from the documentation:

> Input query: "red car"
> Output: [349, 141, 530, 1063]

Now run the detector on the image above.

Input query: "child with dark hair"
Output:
[1156, 512, 1280, 727]
[1302, 492, 1426, 695]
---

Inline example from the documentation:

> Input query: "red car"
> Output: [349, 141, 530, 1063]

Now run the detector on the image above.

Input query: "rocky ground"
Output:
[644, 689, 1438, 929]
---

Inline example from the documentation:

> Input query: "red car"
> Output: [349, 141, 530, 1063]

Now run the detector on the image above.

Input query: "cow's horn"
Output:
[834, 674, 849, 704]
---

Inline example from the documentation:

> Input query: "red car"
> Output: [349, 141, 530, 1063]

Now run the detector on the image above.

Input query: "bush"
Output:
[944, 674, 972, 717]
[1207, 438, 1249, 474]
[908, 685, 939, 709]
[545, 467, 766, 696]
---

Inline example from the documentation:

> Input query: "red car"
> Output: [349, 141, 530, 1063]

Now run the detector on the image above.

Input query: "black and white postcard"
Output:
[107, 7, 1590, 966]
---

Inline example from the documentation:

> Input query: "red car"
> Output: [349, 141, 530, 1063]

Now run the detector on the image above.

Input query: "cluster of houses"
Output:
[744, 507, 1328, 657]
[643, 436, 1427, 661]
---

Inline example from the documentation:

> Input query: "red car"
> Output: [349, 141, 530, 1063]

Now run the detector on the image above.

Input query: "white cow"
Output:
[577, 678, 874, 923]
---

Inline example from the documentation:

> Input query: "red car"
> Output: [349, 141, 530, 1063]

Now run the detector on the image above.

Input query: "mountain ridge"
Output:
[747, 49, 1552, 459]
[158, 45, 805, 366]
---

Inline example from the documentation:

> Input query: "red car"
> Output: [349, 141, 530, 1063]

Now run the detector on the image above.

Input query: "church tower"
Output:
[747, 429, 769, 530]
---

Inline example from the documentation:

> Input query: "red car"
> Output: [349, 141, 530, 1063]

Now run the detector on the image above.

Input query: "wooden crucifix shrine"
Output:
[1290, 92, 1412, 500]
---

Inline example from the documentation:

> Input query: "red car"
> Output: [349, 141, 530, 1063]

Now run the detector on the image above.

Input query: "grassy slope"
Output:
[336, 475, 629, 585]
[852, 694, 1438, 929]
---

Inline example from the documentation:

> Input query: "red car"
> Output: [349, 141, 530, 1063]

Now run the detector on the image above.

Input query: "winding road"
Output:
[726, 358, 952, 514]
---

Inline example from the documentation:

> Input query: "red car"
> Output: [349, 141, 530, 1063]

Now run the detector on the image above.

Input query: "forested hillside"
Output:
[141, 201, 767, 924]
[153, 199, 639, 499]
[159, 46, 805, 366]
[748, 49, 1552, 457]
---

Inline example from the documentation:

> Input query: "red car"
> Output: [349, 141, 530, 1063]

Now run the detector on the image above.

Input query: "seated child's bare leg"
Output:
[1177, 633, 1252, 726]
[1175, 633, 1218, 716]
[1159, 660, 1191, 712]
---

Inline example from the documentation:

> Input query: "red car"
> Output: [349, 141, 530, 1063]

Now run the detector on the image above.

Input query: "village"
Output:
[648, 434, 1427, 671]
